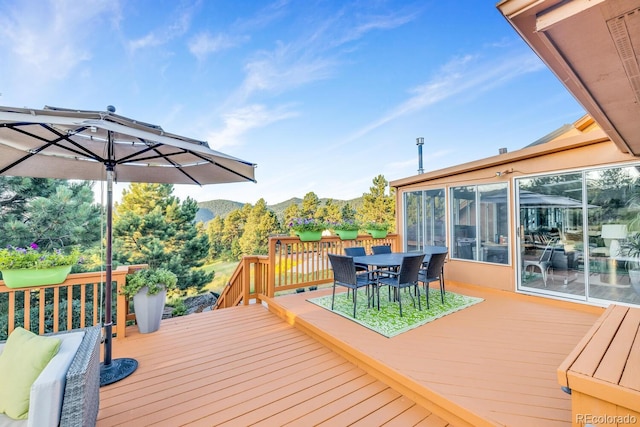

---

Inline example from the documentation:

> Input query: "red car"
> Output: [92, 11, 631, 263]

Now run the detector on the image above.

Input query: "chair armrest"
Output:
[372, 269, 399, 280]
[59, 326, 101, 427]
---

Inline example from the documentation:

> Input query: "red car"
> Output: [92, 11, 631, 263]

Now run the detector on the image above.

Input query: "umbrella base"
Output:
[100, 358, 138, 387]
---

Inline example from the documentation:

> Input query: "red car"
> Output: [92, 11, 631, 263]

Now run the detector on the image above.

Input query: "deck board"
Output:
[268, 282, 601, 426]
[97, 282, 602, 426]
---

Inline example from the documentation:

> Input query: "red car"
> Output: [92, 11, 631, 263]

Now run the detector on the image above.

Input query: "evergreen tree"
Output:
[0, 176, 61, 217]
[300, 192, 320, 218]
[357, 175, 396, 229]
[205, 215, 225, 261]
[112, 183, 212, 293]
[317, 199, 341, 223]
[221, 206, 249, 260]
[238, 199, 281, 255]
[341, 203, 357, 222]
[0, 178, 101, 251]
[283, 203, 300, 226]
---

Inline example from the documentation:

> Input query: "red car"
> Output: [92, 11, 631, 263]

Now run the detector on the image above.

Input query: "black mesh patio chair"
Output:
[328, 254, 375, 318]
[418, 252, 448, 308]
[371, 244, 396, 277]
[343, 247, 368, 272]
[371, 245, 392, 254]
[376, 254, 425, 316]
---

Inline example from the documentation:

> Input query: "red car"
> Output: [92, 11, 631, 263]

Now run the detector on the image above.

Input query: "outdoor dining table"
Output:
[352, 252, 424, 269]
[352, 252, 426, 306]
[352, 246, 447, 270]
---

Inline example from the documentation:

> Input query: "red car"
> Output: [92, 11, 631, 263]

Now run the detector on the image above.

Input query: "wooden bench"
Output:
[558, 304, 640, 426]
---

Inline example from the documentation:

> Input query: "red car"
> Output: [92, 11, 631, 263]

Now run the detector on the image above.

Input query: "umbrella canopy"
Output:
[0, 105, 256, 386]
[0, 105, 256, 185]
[518, 190, 597, 209]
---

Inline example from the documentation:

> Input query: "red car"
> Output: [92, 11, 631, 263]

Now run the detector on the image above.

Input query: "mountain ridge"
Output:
[196, 196, 364, 223]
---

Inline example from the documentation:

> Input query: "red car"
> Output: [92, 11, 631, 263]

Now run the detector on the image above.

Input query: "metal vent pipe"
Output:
[416, 137, 424, 174]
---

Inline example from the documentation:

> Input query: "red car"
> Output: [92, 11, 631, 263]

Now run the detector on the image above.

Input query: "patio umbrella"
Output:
[518, 190, 586, 208]
[0, 105, 256, 386]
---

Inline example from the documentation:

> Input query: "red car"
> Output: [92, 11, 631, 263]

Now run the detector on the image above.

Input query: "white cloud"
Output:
[238, 43, 337, 100]
[188, 32, 248, 61]
[127, 1, 198, 53]
[207, 104, 298, 149]
[232, 5, 418, 102]
[0, 0, 119, 81]
[345, 51, 545, 143]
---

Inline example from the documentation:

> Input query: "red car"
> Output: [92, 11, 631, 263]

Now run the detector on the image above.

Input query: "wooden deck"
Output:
[97, 283, 603, 426]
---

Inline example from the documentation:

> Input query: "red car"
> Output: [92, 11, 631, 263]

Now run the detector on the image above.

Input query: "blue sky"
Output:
[0, 0, 585, 205]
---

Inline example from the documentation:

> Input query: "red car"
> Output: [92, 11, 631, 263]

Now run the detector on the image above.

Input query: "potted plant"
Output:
[331, 220, 360, 240]
[624, 232, 640, 294]
[121, 268, 178, 333]
[0, 244, 81, 288]
[288, 217, 328, 242]
[364, 221, 389, 239]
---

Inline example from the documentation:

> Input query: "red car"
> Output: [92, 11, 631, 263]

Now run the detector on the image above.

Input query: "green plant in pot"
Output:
[624, 232, 640, 295]
[288, 217, 328, 241]
[363, 221, 389, 239]
[331, 219, 360, 240]
[0, 244, 81, 288]
[122, 268, 178, 333]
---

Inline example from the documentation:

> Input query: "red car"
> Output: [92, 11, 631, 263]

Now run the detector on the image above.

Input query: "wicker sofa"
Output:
[0, 325, 101, 427]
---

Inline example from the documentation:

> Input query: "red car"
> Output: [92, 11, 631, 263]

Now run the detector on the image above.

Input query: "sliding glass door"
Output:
[517, 166, 640, 305]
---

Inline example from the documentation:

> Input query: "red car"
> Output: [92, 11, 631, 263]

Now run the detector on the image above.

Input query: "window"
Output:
[450, 183, 509, 264]
[403, 189, 445, 251]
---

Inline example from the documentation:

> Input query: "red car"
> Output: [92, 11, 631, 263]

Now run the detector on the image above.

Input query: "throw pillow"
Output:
[0, 327, 61, 420]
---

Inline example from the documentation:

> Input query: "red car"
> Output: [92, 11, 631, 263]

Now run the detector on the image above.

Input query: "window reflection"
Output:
[404, 189, 445, 252]
[518, 167, 640, 306]
[451, 183, 509, 264]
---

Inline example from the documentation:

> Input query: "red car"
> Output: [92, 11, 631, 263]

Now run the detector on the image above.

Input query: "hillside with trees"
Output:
[204, 174, 395, 261]
[0, 174, 395, 294]
[197, 196, 365, 225]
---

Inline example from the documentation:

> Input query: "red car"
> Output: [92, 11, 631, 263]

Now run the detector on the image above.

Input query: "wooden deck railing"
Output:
[0, 236, 400, 333]
[214, 234, 399, 309]
[0, 265, 145, 340]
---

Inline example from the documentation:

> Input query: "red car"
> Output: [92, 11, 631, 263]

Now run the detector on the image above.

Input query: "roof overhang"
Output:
[497, 0, 640, 155]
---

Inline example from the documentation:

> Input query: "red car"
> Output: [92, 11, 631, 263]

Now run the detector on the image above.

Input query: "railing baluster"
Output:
[0, 265, 145, 340]
[39, 288, 45, 335]
[80, 285, 86, 329]
[23, 289, 30, 332]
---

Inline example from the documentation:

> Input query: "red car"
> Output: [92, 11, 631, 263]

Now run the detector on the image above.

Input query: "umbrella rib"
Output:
[149, 145, 202, 185]
[41, 124, 107, 162]
[0, 124, 84, 174]
[4, 123, 107, 164]
[187, 150, 257, 183]
[114, 142, 202, 185]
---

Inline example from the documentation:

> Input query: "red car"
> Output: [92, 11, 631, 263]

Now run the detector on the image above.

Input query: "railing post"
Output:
[243, 257, 251, 305]
[114, 266, 129, 339]
[268, 237, 277, 298]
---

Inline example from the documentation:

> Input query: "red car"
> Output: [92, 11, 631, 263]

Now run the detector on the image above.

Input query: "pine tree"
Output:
[0, 178, 101, 251]
[238, 199, 281, 255]
[112, 183, 212, 293]
[205, 216, 225, 261]
[221, 206, 249, 260]
[300, 192, 320, 218]
[357, 175, 396, 229]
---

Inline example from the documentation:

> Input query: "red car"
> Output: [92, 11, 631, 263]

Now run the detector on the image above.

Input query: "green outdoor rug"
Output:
[308, 288, 483, 338]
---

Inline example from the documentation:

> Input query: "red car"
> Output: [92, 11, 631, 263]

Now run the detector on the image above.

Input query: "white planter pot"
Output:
[133, 286, 167, 333]
[629, 269, 640, 295]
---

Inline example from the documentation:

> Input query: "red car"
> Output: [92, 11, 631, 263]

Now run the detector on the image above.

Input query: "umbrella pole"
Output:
[99, 164, 138, 386]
